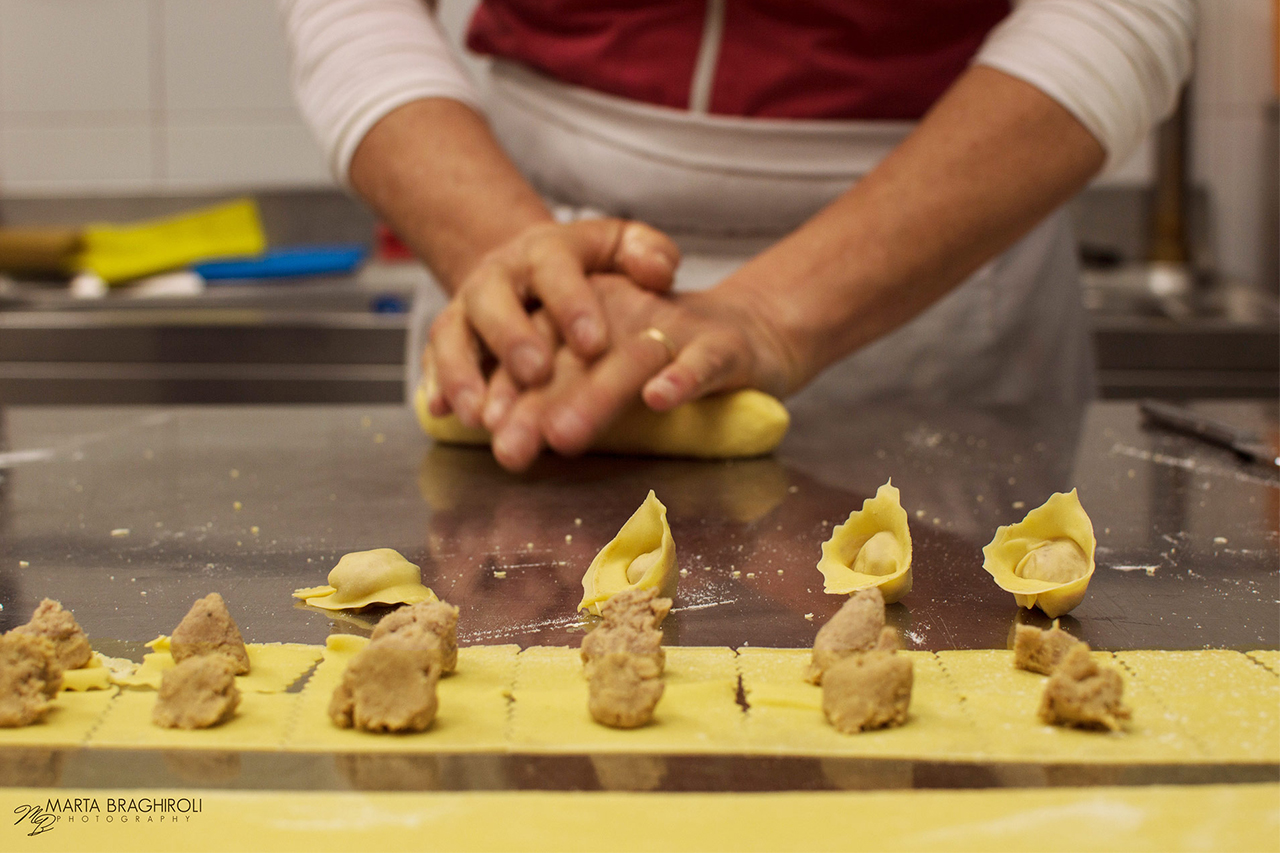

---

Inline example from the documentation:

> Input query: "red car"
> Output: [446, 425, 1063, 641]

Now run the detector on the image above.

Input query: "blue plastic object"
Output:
[194, 245, 368, 281]
[370, 294, 409, 314]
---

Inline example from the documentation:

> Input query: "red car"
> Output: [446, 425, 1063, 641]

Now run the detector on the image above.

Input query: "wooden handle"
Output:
[0, 227, 84, 274]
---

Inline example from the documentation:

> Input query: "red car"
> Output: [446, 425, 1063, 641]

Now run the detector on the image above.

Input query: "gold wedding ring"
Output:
[641, 327, 679, 361]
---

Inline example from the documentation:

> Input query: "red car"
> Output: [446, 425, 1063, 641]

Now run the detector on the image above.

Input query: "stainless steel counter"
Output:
[1, 387, 1275, 651]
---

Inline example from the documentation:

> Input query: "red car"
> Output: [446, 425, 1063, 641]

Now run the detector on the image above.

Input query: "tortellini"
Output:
[579, 491, 677, 617]
[982, 489, 1096, 618]
[293, 548, 437, 611]
[817, 481, 912, 603]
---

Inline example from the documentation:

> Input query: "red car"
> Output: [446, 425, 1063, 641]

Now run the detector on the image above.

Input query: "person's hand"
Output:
[484, 274, 798, 472]
[426, 219, 680, 428]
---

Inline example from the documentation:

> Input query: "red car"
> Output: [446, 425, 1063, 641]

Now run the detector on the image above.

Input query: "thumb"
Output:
[642, 331, 749, 412]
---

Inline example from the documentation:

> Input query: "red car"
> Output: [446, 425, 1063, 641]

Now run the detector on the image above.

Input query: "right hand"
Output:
[426, 219, 681, 428]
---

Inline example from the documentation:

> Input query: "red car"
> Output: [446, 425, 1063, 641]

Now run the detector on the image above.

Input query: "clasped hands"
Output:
[425, 218, 794, 471]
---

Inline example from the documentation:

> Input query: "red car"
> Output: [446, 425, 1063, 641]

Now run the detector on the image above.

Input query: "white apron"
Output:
[409, 60, 1095, 410]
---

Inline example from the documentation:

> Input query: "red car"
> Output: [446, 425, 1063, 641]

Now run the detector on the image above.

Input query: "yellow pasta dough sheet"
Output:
[61, 656, 114, 692]
[2, 784, 1274, 852]
[938, 649, 1204, 764]
[737, 649, 980, 758]
[286, 636, 518, 753]
[113, 642, 321, 693]
[1, 644, 1275, 763]
[508, 646, 744, 753]
[0, 690, 117, 748]
[1247, 650, 1279, 676]
[87, 691, 299, 751]
[1116, 650, 1280, 763]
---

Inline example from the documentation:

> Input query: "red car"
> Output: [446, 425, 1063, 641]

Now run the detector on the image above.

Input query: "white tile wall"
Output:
[160, 0, 327, 190]
[162, 0, 297, 114]
[166, 121, 327, 188]
[0, 0, 153, 113]
[1191, 0, 1277, 288]
[0, 125, 153, 191]
[0, 0, 333, 194]
[1194, 0, 1274, 111]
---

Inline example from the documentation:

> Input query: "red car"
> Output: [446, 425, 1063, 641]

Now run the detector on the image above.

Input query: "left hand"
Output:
[483, 273, 797, 472]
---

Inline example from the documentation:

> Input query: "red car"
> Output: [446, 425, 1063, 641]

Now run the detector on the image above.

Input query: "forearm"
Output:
[348, 97, 553, 293]
[714, 66, 1106, 390]
[281, 0, 551, 291]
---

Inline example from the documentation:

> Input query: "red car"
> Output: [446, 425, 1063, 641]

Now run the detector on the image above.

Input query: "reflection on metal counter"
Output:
[0, 385, 1273, 652]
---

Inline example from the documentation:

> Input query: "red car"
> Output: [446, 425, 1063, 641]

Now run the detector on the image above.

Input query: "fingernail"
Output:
[455, 389, 481, 425]
[648, 248, 674, 275]
[647, 376, 680, 408]
[494, 424, 534, 465]
[512, 344, 546, 381]
[571, 316, 603, 351]
[483, 395, 509, 430]
[548, 407, 588, 448]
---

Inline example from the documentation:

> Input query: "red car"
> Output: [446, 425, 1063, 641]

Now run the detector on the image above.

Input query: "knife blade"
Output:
[1139, 399, 1280, 467]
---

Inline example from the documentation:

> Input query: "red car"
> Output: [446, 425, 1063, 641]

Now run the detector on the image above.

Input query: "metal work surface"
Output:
[0, 379, 1276, 792]
[1, 389, 1275, 650]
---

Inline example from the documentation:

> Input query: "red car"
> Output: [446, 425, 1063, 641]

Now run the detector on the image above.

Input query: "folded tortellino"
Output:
[414, 382, 789, 460]
[293, 548, 437, 611]
[817, 481, 912, 603]
[579, 491, 677, 617]
[982, 489, 1096, 618]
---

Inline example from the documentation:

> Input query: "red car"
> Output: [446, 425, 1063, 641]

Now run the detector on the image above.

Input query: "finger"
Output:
[486, 309, 561, 430]
[490, 385, 547, 472]
[555, 219, 679, 292]
[482, 367, 520, 431]
[541, 327, 675, 456]
[524, 236, 607, 358]
[642, 331, 746, 411]
[429, 304, 488, 427]
[612, 221, 681, 292]
[486, 308, 565, 467]
[461, 260, 552, 386]
[421, 347, 450, 417]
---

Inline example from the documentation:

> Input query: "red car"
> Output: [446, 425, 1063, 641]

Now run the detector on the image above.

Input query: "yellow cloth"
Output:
[78, 198, 266, 284]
